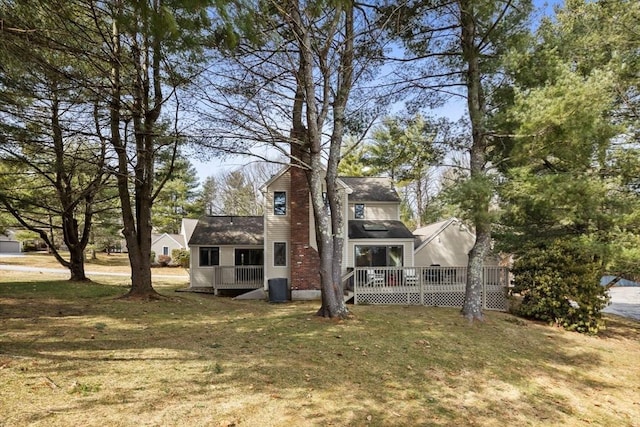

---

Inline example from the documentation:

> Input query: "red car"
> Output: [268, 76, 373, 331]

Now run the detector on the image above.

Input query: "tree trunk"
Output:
[109, 1, 160, 299]
[463, 228, 491, 320]
[288, 1, 353, 319]
[126, 240, 155, 297]
[460, 0, 490, 322]
[68, 245, 88, 282]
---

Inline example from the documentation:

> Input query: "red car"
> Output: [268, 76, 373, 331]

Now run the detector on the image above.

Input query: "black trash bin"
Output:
[268, 278, 289, 303]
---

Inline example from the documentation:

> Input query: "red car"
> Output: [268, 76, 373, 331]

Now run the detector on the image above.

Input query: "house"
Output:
[413, 217, 500, 267]
[187, 166, 415, 299]
[0, 230, 21, 253]
[151, 233, 186, 261]
[150, 218, 199, 262]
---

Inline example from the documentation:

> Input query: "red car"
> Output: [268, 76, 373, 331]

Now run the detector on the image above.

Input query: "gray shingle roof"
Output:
[348, 220, 415, 239]
[188, 216, 264, 246]
[339, 177, 400, 202]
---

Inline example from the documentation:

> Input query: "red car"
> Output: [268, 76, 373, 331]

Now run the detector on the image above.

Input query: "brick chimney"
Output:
[289, 143, 321, 292]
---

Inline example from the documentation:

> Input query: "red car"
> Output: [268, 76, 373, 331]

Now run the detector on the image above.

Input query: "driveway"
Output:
[603, 287, 640, 321]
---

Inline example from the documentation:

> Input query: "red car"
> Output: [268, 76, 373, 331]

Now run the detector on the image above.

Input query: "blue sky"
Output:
[192, 0, 564, 183]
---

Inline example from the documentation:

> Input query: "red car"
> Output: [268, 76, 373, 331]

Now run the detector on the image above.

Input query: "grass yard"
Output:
[0, 252, 189, 280]
[0, 270, 639, 426]
[0, 252, 133, 272]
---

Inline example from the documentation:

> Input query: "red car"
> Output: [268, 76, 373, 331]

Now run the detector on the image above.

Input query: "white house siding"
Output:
[190, 246, 212, 287]
[264, 171, 291, 287]
[413, 219, 502, 268]
[414, 223, 473, 266]
[347, 238, 415, 269]
[348, 202, 399, 220]
[414, 224, 500, 267]
[151, 234, 184, 261]
[219, 247, 234, 266]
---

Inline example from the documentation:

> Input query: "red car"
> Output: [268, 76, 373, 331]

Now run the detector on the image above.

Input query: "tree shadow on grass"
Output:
[599, 314, 640, 341]
[1, 283, 637, 426]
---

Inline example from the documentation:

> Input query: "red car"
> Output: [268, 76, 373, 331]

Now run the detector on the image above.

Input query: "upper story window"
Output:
[274, 191, 287, 215]
[354, 203, 365, 219]
[199, 247, 220, 267]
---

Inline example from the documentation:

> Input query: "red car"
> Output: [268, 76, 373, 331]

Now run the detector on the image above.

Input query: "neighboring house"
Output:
[413, 217, 500, 267]
[151, 233, 186, 261]
[150, 218, 199, 262]
[187, 166, 415, 299]
[0, 230, 21, 253]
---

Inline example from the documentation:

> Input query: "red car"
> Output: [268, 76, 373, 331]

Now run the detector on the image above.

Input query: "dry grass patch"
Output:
[1, 278, 639, 427]
[0, 252, 130, 272]
[0, 252, 189, 277]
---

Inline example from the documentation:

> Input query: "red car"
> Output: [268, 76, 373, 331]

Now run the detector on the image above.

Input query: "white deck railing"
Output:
[212, 266, 264, 291]
[353, 266, 509, 311]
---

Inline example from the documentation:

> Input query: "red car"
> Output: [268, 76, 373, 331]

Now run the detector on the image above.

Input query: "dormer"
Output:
[339, 177, 401, 221]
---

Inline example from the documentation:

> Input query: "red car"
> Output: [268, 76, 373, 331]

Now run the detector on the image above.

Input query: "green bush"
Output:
[172, 249, 190, 268]
[511, 239, 609, 334]
[157, 254, 171, 266]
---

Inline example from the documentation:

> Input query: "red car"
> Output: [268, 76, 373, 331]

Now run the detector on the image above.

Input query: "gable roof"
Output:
[349, 220, 415, 239]
[259, 165, 291, 192]
[339, 177, 400, 202]
[188, 216, 264, 246]
[261, 165, 352, 193]
[152, 233, 185, 247]
[413, 218, 473, 250]
[180, 218, 199, 243]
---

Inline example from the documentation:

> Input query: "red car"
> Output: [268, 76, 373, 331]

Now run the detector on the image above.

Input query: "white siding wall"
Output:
[413, 226, 500, 267]
[264, 171, 291, 287]
[348, 202, 399, 220]
[151, 236, 183, 261]
[189, 245, 211, 288]
[414, 226, 472, 266]
[219, 247, 233, 266]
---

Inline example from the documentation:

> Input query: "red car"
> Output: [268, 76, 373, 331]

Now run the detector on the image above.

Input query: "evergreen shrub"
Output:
[511, 239, 609, 334]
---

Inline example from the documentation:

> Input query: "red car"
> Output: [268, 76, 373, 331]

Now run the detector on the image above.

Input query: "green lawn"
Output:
[0, 276, 638, 426]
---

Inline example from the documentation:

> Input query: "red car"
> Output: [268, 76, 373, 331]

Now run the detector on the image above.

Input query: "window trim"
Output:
[354, 245, 404, 267]
[199, 246, 220, 267]
[273, 191, 287, 216]
[274, 242, 287, 267]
